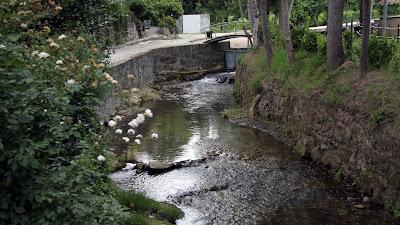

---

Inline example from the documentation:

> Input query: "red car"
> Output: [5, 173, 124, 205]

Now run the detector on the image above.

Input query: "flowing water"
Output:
[111, 72, 394, 225]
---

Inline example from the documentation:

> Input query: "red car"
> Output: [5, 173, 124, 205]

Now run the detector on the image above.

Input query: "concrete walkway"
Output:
[109, 33, 251, 68]
[109, 34, 206, 67]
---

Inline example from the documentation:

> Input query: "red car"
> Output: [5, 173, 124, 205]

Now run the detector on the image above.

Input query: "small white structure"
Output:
[178, 14, 210, 34]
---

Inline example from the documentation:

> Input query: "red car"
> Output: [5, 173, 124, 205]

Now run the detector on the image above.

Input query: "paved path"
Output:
[109, 34, 206, 67]
[109, 33, 250, 67]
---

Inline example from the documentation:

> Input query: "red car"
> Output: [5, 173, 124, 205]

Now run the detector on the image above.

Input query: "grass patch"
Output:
[322, 82, 350, 106]
[222, 107, 248, 120]
[247, 48, 330, 94]
[111, 186, 183, 224]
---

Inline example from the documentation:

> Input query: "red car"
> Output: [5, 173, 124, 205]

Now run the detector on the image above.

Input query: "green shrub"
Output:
[0, 1, 132, 224]
[303, 31, 319, 53]
[291, 27, 306, 51]
[291, 27, 323, 53]
[389, 44, 400, 73]
[129, 0, 183, 25]
[368, 35, 396, 69]
[159, 16, 178, 33]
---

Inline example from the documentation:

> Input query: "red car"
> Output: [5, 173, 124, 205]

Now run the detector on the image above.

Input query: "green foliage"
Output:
[222, 107, 248, 120]
[291, 27, 326, 54]
[333, 168, 345, 182]
[291, 0, 328, 27]
[159, 16, 178, 33]
[389, 45, 400, 73]
[183, 0, 248, 23]
[129, 0, 183, 26]
[269, 16, 285, 48]
[112, 186, 183, 223]
[247, 48, 328, 94]
[368, 36, 396, 69]
[0, 1, 135, 224]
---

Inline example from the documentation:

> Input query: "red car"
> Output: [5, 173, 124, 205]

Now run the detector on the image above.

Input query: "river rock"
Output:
[148, 161, 174, 175]
[217, 76, 227, 83]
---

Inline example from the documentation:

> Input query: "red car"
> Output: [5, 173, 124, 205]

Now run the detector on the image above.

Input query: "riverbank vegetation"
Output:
[0, 1, 182, 224]
[236, 0, 400, 218]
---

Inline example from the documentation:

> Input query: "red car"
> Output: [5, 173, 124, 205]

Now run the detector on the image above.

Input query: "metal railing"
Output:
[200, 21, 251, 40]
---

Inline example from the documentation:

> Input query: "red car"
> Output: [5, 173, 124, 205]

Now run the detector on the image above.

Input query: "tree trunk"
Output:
[289, 0, 295, 16]
[248, 0, 260, 47]
[383, 0, 388, 36]
[260, 0, 273, 64]
[327, 0, 345, 70]
[360, 0, 371, 78]
[279, 0, 295, 64]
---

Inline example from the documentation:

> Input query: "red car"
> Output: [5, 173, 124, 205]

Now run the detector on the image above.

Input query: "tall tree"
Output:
[360, 0, 371, 77]
[327, 0, 345, 70]
[260, 0, 273, 64]
[279, 0, 295, 63]
[248, 0, 260, 47]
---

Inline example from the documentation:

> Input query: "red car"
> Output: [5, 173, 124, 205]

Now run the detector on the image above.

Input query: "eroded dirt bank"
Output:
[235, 55, 400, 215]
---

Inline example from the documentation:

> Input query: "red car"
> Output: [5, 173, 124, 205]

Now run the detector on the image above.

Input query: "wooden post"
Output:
[398, 24, 400, 40]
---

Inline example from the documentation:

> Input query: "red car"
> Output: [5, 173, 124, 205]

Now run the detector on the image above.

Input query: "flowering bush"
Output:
[0, 1, 129, 224]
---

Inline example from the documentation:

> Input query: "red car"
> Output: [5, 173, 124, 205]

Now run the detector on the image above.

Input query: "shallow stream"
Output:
[111, 73, 393, 225]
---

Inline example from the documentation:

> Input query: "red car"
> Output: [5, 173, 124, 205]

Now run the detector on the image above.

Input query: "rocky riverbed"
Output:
[110, 73, 395, 225]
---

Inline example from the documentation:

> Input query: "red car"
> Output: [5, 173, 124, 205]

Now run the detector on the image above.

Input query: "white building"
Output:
[177, 14, 210, 34]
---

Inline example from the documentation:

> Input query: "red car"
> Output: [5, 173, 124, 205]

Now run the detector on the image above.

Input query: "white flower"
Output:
[97, 155, 106, 161]
[31, 50, 39, 56]
[55, 6, 63, 11]
[115, 129, 123, 134]
[127, 74, 135, 79]
[58, 34, 67, 40]
[144, 109, 153, 118]
[114, 115, 122, 121]
[127, 129, 135, 135]
[136, 114, 145, 124]
[128, 119, 139, 128]
[49, 42, 59, 48]
[44, 109, 47, 112]
[108, 120, 117, 127]
[136, 134, 143, 138]
[37, 52, 50, 58]
[134, 139, 141, 145]
[111, 80, 118, 85]
[151, 133, 159, 139]
[122, 137, 130, 143]
[66, 79, 76, 85]
[20, 23, 28, 29]
[56, 59, 63, 65]
[0, 44, 6, 49]
[82, 65, 90, 71]
[55, 65, 62, 70]
[60, 121, 64, 125]
[104, 72, 113, 81]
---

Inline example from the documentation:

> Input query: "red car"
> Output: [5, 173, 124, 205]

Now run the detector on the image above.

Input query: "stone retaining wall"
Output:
[97, 43, 230, 119]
